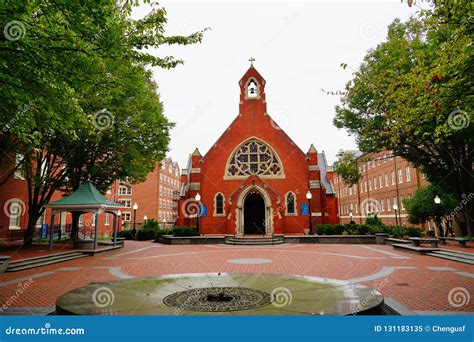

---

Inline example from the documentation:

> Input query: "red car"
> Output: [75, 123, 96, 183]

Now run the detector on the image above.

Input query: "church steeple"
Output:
[239, 59, 267, 114]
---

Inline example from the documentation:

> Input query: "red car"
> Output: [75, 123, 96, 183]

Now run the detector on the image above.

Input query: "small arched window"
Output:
[247, 80, 258, 98]
[215, 193, 225, 216]
[286, 192, 296, 214]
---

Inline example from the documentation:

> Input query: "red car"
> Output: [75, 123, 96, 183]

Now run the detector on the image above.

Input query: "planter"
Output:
[375, 233, 390, 245]
[74, 239, 95, 250]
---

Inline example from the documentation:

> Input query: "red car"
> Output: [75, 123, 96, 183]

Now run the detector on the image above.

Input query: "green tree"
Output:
[333, 3, 473, 235]
[0, 1, 204, 244]
[404, 185, 458, 236]
[333, 150, 362, 187]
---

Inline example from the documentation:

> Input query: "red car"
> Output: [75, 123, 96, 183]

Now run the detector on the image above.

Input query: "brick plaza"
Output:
[0, 241, 472, 315]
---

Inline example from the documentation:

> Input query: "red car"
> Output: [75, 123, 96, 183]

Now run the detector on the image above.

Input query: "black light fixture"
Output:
[132, 203, 138, 234]
[306, 191, 313, 234]
[195, 193, 201, 235]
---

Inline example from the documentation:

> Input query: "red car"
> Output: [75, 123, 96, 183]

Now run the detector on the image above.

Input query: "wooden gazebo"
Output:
[44, 182, 125, 250]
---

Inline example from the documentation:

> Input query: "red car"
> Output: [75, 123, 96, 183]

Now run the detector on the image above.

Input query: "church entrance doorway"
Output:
[243, 192, 266, 235]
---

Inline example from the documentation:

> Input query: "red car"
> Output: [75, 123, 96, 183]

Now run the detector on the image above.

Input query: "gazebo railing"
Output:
[78, 225, 95, 240]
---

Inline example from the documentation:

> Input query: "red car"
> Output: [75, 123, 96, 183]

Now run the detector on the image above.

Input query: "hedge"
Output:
[314, 224, 423, 237]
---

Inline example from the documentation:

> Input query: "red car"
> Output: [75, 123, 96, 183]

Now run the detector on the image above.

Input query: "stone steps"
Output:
[224, 236, 284, 245]
[6, 251, 88, 272]
[426, 250, 474, 265]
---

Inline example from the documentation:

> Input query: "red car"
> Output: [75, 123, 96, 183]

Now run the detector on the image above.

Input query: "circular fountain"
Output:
[56, 273, 384, 315]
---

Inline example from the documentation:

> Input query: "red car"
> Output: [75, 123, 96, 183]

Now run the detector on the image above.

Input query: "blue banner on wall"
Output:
[199, 204, 207, 217]
[0, 316, 471, 342]
[301, 203, 309, 216]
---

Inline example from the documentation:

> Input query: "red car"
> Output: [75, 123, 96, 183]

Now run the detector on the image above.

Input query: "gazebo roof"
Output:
[45, 182, 124, 213]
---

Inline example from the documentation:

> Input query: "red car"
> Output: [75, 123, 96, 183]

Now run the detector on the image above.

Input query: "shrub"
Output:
[405, 227, 422, 237]
[118, 230, 135, 240]
[172, 227, 198, 237]
[368, 225, 385, 234]
[155, 228, 172, 239]
[365, 214, 383, 226]
[136, 229, 156, 241]
[358, 224, 369, 235]
[334, 224, 345, 235]
[142, 219, 160, 232]
[344, 224, 357, 235]
[316, 225, 327, 235]
[324, 225, 335, 235]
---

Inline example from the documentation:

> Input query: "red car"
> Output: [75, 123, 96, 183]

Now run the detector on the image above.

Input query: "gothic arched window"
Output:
[214, 193, 225, 216]
[225, 139, 284, 178]
[286, 192, 296, 215]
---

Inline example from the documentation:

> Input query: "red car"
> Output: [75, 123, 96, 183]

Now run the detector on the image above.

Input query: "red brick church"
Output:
[177, 64, 338, 235]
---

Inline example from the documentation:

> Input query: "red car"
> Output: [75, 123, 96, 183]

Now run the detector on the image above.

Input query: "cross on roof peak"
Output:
[249, 57, 255, 66]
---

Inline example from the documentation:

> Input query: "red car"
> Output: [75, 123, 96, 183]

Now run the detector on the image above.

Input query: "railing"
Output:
[78, 225, 95, 240]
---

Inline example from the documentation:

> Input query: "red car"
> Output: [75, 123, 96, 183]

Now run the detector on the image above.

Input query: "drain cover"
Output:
[163, 287, 272, 312]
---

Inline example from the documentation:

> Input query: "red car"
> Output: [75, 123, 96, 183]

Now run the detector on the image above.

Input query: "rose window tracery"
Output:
[226, 139, 283, 177]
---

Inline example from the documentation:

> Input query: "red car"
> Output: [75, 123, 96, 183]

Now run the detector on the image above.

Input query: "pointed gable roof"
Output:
[45, 182, 124, 212]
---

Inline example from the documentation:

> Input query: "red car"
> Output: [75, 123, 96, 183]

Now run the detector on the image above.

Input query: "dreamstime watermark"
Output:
[359, 198, 381, 215]
[350, 278, 388, 314]
[447, 192, 473, 220]
[3, 198, 26, 221]
[447, 287, 470, 308]
[359, 21, 382, 41]
[181, 198, 201, 218]
[3, 20, 26, 41]
[270, 111, 291, 131]
[448, 110, 470, 131]
[263, 12, 299, 47]
[5, 323, 85, 336]
[1, 102, 32, 136]
[271, 287, 292, 308]
[92, 286, 115, 308]
[1, 278, 34, 312]
[93, 109, 114, 130]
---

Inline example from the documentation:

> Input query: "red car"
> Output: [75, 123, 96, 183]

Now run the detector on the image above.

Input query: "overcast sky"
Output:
[134, 1, 432, 168]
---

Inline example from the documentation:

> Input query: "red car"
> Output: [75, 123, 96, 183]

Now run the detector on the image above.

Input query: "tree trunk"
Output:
[70, 212, 80, 240]
[23, 207, 41, 246]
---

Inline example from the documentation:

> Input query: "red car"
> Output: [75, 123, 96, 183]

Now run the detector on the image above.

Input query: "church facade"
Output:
[176, 65, 338, 235]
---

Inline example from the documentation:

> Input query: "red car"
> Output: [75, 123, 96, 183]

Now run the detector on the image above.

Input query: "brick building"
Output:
[111, 158, 180, 229]
[0, 157, 180, 240]
[176, 65, 338, 235]
[333, 150, 429, 227]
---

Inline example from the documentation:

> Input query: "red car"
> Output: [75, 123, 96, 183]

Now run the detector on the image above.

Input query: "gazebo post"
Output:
[113, 212, 118, 247]
[93, 212, 99, 250]
[49, 212, 55, 250]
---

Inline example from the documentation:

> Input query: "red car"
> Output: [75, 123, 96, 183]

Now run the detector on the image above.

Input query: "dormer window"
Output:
[247, 80, 258, 98]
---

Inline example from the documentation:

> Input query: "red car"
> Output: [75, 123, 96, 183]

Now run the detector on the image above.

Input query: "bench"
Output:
[410, 237, 440, 248]
[385, 238, 411, 246]
[439, 237, 470, 248]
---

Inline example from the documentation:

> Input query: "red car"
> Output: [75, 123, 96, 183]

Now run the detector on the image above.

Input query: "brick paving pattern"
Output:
[0, 241, 472, 314]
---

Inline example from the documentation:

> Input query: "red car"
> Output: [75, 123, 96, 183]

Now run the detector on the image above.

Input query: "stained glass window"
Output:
[226, 139, 283, 177]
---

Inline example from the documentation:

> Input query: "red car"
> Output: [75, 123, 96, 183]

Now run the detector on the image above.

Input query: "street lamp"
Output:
[132, 203, 138, 234]
[392, 203, 399, 226]
[349, 210, 353, 224]
[434, 195, 442, 237]
[195, 192, 201, 234]
[144, 214, 148, 223]
[306, 191, 312, 234]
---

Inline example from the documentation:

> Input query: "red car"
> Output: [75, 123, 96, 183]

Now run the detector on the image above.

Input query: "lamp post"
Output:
[195, 192, 201, 235]
[306, 191, 312, 235]
[393, 203, 399, 226]
[434, 195, 442, 237]
[144, 214, 148, 224]
[132, 203, 138, 234]
[349, 210, 353, 224]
